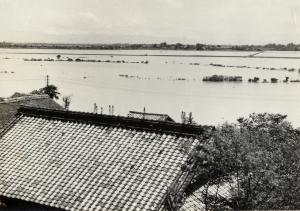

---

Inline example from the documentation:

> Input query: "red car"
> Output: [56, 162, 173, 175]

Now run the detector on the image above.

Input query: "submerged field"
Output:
[1, 48, 300, 126]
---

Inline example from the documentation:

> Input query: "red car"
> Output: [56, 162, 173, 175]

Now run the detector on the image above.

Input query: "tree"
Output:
[174, 43, 183, 50]
[56, 54, 61, 60]
[62, 95, 71, 110]
[184, 113, 300, 210]
[30, 89, 44, 95]
[196, 43, 205, 50]
[40, 85, 60, 99]
[287, 43, 297, 51]
[181, 111, 196, 125]
[159, 42, 167, 48]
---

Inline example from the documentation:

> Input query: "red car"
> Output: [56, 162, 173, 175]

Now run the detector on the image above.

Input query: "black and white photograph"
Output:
[0, 0, 300, 210]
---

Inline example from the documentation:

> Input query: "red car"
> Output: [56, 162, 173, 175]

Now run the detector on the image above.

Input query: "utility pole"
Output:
[143, 107, 146, 119]
[93, 103, 98, 114]
[46, 75, 49, 87]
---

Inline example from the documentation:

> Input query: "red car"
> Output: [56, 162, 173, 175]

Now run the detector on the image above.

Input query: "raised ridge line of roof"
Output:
[129, 111, 170, 117]
[0, 94, 49, 104]
[17, 105, 210, 137]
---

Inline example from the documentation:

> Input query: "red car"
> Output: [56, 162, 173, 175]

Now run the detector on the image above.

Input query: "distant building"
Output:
[128, 111, 175, 122]
[0, 106, 207, 211]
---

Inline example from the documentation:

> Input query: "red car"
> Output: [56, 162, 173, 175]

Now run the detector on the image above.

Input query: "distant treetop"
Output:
[1, 42, 300, 51]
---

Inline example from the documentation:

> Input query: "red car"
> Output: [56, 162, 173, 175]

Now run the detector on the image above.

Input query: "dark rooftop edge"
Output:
[17, 106, 212, 137]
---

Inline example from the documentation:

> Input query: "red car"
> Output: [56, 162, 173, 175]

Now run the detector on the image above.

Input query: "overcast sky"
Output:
[0, 0, 300, 44]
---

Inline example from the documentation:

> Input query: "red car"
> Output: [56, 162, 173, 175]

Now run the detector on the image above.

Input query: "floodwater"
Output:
[1, 48, 300, 126]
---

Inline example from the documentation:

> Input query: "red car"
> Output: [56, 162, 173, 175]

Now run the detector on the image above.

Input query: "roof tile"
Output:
[0, 109, 201, 211]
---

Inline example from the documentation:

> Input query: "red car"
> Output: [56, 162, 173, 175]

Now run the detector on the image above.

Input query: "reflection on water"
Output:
[0, 49, 300, 126]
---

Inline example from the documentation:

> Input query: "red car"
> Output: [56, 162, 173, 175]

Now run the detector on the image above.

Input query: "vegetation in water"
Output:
[203, 75, 243, 82]
[23, 57, 149, 64]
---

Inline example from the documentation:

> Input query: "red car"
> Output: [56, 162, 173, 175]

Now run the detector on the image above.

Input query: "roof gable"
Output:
[0, 107, 203, 211]
[0, 95, 63, 133]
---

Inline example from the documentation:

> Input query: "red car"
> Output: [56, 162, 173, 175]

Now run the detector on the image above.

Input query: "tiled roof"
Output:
[180, 182, 233, 211]
[0, 95, 63, 133]
[1, 94, 50, 104]
[128, 111, 175, 122]
[0, 106, 205, 211]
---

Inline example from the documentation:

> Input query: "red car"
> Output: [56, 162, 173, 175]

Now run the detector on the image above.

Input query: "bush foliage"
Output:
[186, 113, 300, 210]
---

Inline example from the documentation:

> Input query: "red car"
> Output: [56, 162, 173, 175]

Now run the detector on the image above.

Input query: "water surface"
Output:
[1, 49, 300, 126]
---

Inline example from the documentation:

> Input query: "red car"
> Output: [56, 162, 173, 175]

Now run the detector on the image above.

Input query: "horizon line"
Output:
[1, 41, 299, 46]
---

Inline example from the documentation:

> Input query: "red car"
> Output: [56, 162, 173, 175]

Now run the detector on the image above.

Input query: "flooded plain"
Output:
[1, 48, 300, 126]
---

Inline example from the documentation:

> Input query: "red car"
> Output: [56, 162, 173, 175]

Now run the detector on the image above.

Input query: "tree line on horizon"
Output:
[1, 41, 300, 51]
